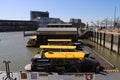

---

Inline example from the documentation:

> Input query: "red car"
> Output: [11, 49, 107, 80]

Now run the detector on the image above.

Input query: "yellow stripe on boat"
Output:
[40, 45, 76, 49]
[104, 69, 119, 72]
[48, 39, 72, 42]
[44, 51, 85, 60]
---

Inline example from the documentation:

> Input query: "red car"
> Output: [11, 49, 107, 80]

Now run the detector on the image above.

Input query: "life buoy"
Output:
[85, 73, 94, 80]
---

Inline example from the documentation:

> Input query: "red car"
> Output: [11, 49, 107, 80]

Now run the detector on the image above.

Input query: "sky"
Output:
[0, 0, 120, 23]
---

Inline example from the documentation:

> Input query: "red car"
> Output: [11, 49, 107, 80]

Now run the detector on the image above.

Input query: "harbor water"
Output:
[0, 32, 120, 72]
[84, 40, 120, 70]
[0, 32, 39, 71]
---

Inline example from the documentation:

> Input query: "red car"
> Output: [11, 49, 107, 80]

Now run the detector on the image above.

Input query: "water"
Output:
[84, 40, 120, 70]
[0, 32, 120, 72]
[0, 32, 39, 71]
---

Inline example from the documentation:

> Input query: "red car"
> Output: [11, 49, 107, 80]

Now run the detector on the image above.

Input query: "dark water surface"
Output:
[0, 32, 39, 71]
[84, 40, 120, 70]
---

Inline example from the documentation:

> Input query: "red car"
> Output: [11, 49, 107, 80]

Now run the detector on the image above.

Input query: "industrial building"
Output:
[0, 11, 85, 32]
[69, 18, 85, 27]
[35, 17, 64, 27]
[30, 11, 49, 20]
[47, 23, 72, 27]
[30, 11, 64, 27]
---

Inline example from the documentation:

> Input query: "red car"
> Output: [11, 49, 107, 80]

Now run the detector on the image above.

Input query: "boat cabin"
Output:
[36, 27, 77, 46]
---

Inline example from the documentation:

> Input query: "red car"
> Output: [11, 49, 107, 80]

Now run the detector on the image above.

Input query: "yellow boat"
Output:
[26, 36, 37, 47]
[40, 45, 76, 49]
[44, 51, 85, 60]
[48, 39, 72, 42]
[29, 51, 101, 73]
[35, 45, 76, 58]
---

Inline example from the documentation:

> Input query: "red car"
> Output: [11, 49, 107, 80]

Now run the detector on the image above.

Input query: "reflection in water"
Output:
[84, 40, 120, 70]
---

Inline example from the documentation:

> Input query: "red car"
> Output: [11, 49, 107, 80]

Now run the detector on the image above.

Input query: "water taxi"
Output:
[25, 51, 103, 73]
[34, 45, 77, 58]
[26, 36, 37, 47]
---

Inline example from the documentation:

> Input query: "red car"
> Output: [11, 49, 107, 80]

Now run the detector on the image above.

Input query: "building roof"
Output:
[37, 27, 77, 35]
[47, 23, 72, 26]
[37, 27, 77, 32]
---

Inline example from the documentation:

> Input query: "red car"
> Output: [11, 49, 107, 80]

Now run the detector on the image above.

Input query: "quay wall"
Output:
[89, 31, 120, 54]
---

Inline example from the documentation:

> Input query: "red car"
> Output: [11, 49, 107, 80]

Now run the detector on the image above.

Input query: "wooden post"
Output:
[100, 32, 102, 45]
[94, 32, 96, 42]
[97, 32, 99, 44]
[111, 34, 114, 51]
[103, 33, 105, 46]
[117, 35, 120, 54]
[92, 32, 94, 41]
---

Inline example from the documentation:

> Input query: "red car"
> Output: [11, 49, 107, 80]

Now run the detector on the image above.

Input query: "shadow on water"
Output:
[84, 39, 120, 70]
